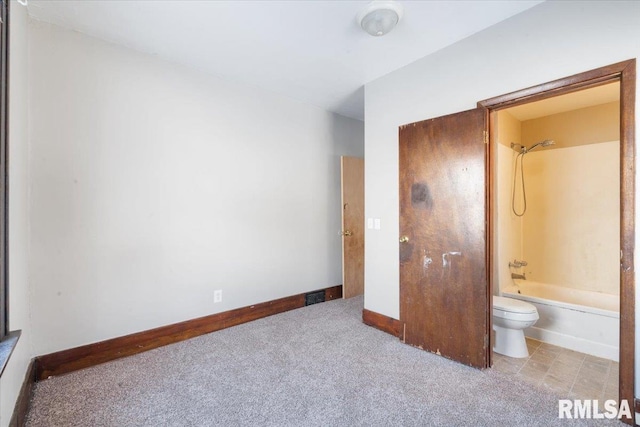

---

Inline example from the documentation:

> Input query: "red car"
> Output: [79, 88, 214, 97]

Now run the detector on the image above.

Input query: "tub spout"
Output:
[511, 273, 526, 280]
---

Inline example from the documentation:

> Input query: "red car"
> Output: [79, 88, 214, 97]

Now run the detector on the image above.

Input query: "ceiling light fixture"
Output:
[357, 1, 404, 37]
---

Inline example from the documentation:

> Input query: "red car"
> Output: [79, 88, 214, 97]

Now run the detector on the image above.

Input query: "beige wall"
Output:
[518, 100, 620, 295]
[522, 142, 620, 294]
[494, 111, 523, 294]
[522, 101, 619, 149]
[495, 101, 620, 296]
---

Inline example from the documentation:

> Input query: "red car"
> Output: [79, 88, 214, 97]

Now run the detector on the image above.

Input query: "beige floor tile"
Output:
[515, 372, 543, 387]
[557, 348, 586, 361]
[602, 387, 618, 402]
[493, 342, 621, 405]
[529, 351, 556, 366]
[544, 371, 577, 389]
[581, 359, 610, 375]
[607, 373, 619, 387]
[524, 358, 552, 374]
[494, 359, 521, 375]
[519, 362, 548, 381]
[494, 353, 527, 367]
[548, 360, 581, 378]
[537, 342, 562, 353]
[573, 374, 606, 391]
[571, 382, 603, 400]
[541, 375, 571, 396]
[585, 355, 611, 366]
[525, 337, 542, 347]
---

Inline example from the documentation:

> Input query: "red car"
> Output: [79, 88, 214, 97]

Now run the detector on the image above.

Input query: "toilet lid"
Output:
[493, 296, 537, 314]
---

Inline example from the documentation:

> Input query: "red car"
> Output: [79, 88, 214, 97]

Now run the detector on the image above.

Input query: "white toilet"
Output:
[493, 296, 539, 358]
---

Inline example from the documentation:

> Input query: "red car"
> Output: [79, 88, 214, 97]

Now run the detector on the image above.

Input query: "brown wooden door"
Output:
[341, 156, 364, 298]
[399, 108, 489, 369]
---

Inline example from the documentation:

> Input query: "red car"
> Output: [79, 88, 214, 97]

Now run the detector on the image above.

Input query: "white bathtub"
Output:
[502, 280, 620, 361]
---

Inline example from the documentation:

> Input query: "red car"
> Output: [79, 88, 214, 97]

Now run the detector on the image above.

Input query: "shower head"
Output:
[523, 139, 555, 153]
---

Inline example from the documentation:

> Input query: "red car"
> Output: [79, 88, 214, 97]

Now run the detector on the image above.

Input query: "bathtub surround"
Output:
[495, 114, 524, 293]
[26, 297, 623, 427]
[496, 106, 620, 296]
[523, 141, 620, 295]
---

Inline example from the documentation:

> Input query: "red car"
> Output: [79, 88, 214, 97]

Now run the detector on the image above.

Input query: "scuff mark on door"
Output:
[422, 249, 433, 274]
[442, 251, 462, 268]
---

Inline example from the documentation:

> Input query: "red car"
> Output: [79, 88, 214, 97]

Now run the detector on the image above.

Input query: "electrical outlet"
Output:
[214, 290, 222, 303]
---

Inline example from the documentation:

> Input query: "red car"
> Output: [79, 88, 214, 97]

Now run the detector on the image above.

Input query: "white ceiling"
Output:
[27, 0, 544, 121]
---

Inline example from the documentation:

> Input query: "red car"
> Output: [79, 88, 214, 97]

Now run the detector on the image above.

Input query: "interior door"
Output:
[341, 156, 364, 298]
[399, 108, 489, 369]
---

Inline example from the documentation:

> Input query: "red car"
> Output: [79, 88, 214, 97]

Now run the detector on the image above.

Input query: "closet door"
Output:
[399, 108, 489, 369]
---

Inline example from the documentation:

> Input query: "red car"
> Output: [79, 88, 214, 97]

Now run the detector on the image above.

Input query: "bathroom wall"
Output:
[496, 101, 620, 296]
[494, 111, 523, 294]
[522, 141, 620, 294]
[522, 101, 619, 149]
[28, 20, 364, 356]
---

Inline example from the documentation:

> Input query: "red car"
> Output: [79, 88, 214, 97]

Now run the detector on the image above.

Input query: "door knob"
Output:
[341, 230, 353, 236]
[399, 236, 409, 243]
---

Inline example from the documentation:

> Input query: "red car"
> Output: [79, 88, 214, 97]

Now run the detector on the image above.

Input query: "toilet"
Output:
[493, 296, 539, 358]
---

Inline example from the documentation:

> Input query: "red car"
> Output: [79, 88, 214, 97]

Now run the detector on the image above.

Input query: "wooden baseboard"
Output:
[9, 358, 38, 427]
[36, 285, 342, 380]
[362, 308, 403, 338]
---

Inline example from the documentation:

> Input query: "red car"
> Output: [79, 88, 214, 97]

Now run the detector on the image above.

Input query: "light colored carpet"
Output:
[26, 296, 623, 426]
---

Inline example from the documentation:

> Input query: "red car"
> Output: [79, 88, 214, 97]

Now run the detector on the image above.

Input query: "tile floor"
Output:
[493, 338, 618, 401]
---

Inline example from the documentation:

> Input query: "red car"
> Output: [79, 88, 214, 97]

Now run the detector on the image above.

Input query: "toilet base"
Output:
[493, 325, 529, 358]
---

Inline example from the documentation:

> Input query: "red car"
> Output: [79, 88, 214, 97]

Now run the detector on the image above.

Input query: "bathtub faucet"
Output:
[509, 259, 528, 268]
[511, 273, 526, 280]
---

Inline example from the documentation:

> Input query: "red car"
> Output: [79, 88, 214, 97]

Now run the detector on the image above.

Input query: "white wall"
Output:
[363, 0, 639, 389]
[0, 2, 31, 426]
[523, 142, 620, 295]
[28, 20, 363, 356]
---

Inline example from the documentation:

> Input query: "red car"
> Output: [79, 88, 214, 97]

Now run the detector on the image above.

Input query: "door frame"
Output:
[479, 59, 636, 421]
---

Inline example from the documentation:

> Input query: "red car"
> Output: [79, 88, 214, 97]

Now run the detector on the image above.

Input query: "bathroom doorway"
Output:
[492, 83, 621, 400]
[479, 59, 635, 419]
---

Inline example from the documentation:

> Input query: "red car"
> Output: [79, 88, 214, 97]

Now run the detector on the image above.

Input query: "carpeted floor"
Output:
[26, 296, 624, 426]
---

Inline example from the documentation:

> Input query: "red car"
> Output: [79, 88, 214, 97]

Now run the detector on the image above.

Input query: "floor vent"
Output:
[305, 290, 325, 306]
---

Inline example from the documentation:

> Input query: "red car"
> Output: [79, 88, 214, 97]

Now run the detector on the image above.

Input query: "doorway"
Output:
[397, 59, 634, 422]
[341, 156, 364, 298]
[492, 82, 621, 400]
[480, 59, 635, 422]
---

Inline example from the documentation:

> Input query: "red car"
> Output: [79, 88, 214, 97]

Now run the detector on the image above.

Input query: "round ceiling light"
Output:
[357, 1, 404, 37]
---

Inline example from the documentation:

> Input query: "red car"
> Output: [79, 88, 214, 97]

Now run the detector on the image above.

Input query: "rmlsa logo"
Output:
[558, 399, 632, 420]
